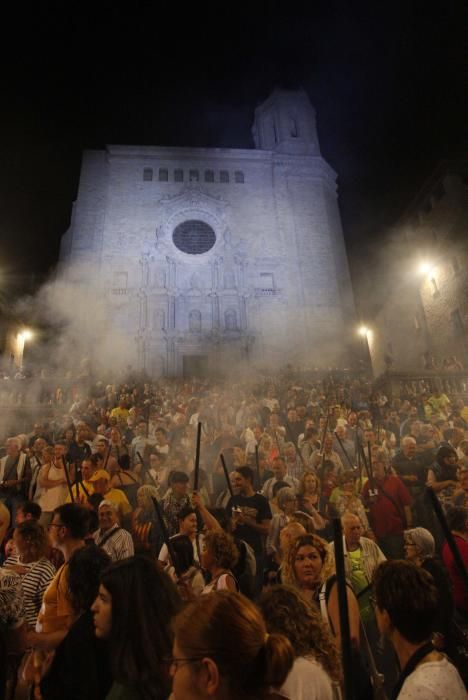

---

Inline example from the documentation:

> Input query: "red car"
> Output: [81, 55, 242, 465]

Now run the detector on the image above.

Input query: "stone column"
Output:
[240, 296, 247, 330]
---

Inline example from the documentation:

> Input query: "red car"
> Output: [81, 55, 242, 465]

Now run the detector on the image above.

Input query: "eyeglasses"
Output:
[48, 522, 64, 530]
[164, 656, 205, 673]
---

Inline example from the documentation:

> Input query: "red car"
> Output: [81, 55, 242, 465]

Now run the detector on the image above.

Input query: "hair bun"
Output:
[263, 632, 294, 688]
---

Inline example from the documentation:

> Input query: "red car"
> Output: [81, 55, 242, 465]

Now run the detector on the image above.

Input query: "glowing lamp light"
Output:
[358, 326, 369, 337]
[418, 262, 434, 276]
[19, 329, 33, 342]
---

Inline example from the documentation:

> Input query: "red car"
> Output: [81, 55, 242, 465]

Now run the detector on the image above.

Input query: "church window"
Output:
[153, 309, 165, 331]
[143, 168, 153, 181]
[450, 309, 464, 336]
[173, 220, 216, 255]
[430, 276, 439, 297]
[174, 169, 184, 182]
[224, 270, 235, 288]
[260, 272, 275, 290]
[220, 170, 229, 183]
[289, 117, 298, 137]
[189, 169, 199, 182]
[189, 310, 202, 333]
[205, 169, 214, 182]
[234, 171, 244, 183]
[225, 309, 238, 331]
[158, 168, 169, 182]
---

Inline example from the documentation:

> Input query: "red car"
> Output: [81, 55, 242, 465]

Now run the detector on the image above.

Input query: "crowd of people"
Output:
[0, 371, 467, 699]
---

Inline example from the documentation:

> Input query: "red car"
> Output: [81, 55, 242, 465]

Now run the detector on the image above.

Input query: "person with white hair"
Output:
[93, 500, 134, 562]
[404, 527, 455, 654]
[0, 436, 31, 520]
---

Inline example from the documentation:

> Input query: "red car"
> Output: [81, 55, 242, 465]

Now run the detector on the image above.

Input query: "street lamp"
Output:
[16, 328, 34, 369]
[418, 261, 434, 276]
[21, 329, 33, 342]
[357, 325, 373, 375]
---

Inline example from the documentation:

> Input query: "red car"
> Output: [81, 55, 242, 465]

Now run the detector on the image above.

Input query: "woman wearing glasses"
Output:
[170, 590, 294, 700]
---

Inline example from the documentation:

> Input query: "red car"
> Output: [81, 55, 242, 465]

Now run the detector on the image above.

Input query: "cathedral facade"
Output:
[59, 89, 356, 376]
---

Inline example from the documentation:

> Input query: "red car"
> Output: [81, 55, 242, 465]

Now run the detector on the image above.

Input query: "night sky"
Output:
[1, 1, 466, 314]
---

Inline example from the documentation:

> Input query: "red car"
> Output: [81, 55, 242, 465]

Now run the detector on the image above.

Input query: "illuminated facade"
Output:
[367, 163, 468, 376]
[59, 89, 356, 376]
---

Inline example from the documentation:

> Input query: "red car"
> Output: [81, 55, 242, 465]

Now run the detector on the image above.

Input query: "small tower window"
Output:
[234, 171, 244, 183]
[158, 168, 168, 182]
[189, 170, 199, 182]
[204, 169, 214, 183]
[220, 170, 229, 183]
[143, 168, 153, 182]
[272, 120, 278, 144]
[174, 169, 184, 182]
[260, 272, 275, 290]
[289, 117, 298, 138]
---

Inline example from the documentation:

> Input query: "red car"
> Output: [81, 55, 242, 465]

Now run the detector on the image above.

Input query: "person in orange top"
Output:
[27, 504, 89, 651]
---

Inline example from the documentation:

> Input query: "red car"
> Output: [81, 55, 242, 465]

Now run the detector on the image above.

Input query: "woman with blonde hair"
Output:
[259, 584, 342, 699]
[170, 590, 294, 700]
[282, 534, 360, 651]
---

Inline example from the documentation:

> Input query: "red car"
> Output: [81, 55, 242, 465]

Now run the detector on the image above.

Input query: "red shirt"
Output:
[361, 475, 412, 538]
[442, 536, 468, 612]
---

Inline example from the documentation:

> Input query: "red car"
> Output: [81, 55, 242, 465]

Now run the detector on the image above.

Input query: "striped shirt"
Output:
[93, 524, 134, 562]
[4, 555, 56, 627]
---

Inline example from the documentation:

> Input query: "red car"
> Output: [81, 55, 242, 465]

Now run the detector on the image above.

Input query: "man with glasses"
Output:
[26, 504, 89, 652]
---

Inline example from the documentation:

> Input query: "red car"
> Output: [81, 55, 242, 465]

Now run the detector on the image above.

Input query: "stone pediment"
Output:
[157, 186, 229, 218]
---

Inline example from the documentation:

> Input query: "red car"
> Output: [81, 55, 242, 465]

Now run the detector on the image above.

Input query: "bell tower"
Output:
[252, 88, 321, 156]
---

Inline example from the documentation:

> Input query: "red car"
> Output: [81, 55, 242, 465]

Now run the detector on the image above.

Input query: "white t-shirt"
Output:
[38, 463, 68, 512]
[158, 534, 203, 565]
[279, 656, 339, 700]
[398, 657, 466, 700]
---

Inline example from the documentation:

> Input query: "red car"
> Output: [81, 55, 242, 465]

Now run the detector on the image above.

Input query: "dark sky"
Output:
[0, 0, 466, 312]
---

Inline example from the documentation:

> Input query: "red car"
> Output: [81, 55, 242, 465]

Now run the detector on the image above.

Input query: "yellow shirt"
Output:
[36, 563, 74, 634]
[105, 487, 132, 517]
[0, 500, 10, 544]
[65, 481, 95, 504]
[110, 407, 130, 421]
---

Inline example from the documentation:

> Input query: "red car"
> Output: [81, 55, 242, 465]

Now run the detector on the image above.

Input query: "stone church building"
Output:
[59, 89, 356, 376]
